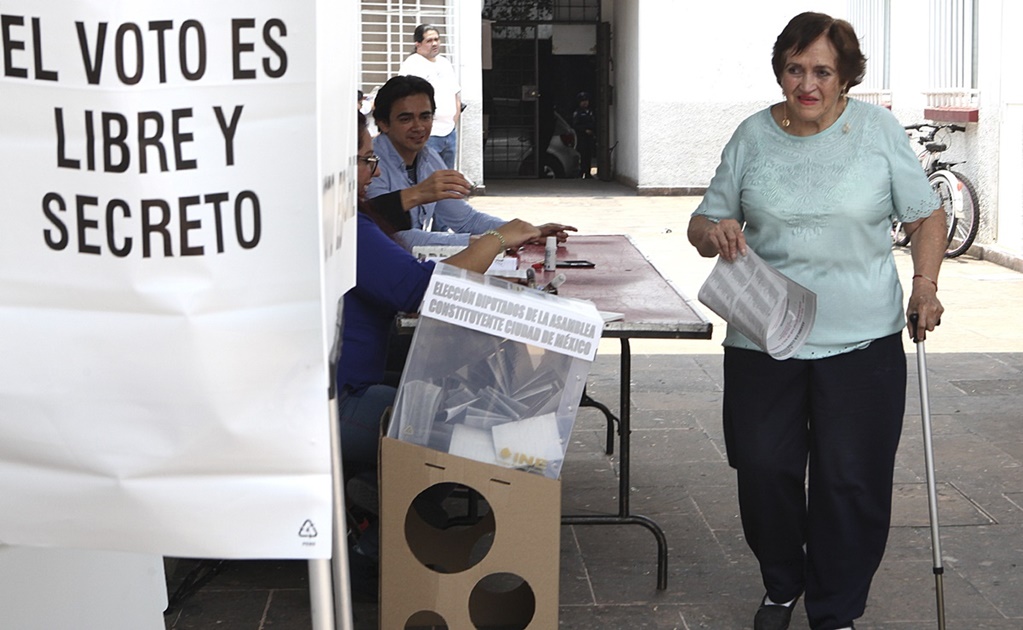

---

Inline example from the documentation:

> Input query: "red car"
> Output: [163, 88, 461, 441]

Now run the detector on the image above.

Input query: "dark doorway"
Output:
[482, 1, 603, 180]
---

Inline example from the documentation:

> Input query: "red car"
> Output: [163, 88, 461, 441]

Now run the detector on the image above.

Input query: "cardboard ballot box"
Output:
[388, 263, 603, 479]
[379, 264, 602, 627]
[379, 437, 560, 629]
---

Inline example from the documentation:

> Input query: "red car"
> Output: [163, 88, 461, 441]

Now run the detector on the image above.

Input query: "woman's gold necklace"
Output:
[782, 96, 848, 133]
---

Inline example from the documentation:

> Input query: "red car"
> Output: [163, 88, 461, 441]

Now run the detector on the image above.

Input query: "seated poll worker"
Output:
[367, 74, 576, 249]
[339, 111, 541, 487]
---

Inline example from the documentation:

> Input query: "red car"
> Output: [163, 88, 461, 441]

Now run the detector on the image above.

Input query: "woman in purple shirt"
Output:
[338, 112, 540, 476]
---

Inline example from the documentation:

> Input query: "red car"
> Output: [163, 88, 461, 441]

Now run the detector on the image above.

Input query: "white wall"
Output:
[0, 547, 167, 630]
[611, 0, 640, 185]
[995, 0, 1023, 255]
[455, 0, 484, 186]
[628, 1, 843, 191]
[967, 0, 1003, 246]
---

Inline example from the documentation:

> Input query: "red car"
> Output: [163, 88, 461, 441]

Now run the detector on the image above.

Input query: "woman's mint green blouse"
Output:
[693, 98, 940, 359]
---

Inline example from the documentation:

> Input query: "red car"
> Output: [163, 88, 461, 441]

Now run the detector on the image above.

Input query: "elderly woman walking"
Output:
[688, 12, 947, 630]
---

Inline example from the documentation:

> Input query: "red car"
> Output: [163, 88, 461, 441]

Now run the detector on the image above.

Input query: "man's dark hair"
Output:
[372, 75, 436, 126]
[772, 12, 866, 90]
[413, 24, 439, 43]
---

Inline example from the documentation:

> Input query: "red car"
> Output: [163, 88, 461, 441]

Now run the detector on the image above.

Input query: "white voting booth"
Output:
[0, 1, 357, 627]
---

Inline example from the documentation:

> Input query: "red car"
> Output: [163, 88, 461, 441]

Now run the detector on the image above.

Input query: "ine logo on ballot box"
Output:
[389, 263, 604, 479]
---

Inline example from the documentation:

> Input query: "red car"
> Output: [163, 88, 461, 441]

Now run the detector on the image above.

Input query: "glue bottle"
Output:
[544, 236, 557, 271]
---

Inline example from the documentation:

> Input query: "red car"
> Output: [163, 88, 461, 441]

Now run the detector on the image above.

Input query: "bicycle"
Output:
[891, 123, 980, 258]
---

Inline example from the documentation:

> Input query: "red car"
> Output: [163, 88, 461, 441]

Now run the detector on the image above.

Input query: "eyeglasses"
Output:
[357, 154, 380, 173]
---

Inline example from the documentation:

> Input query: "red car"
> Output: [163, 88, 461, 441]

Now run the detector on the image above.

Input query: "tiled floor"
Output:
[165, 348, 1023, 629]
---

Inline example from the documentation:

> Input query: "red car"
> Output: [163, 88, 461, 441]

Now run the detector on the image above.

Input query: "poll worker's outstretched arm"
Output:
[444, 220, 541, 273]
[395, 228, 471, 250]
[903, 206, 946, 340]
[394, 217, 559, 252]
[687, 215, 747, 261]
[532, 223, 578, 243]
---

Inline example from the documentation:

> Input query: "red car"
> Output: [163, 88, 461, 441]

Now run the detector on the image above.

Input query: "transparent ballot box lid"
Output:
[388, 263, 603, 479]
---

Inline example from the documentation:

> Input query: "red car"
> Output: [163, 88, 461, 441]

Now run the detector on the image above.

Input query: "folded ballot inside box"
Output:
[388, 263, 603, 479]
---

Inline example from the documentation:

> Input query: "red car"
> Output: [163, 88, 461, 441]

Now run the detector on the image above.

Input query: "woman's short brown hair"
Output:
[771, 12, 866, 90]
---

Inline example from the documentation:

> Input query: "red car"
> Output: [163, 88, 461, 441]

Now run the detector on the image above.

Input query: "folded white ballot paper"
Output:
[491, 413, 564, 467]
[395, 380, 443, 446]
[447, 414, 564, 473]
[448, 425, 502, 466]
[698, 247, 816, 360]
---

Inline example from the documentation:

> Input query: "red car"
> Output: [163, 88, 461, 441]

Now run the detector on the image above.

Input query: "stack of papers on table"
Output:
[412, 245, 521, 277]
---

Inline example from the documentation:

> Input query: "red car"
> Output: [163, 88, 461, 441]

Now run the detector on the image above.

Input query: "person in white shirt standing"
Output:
[399, 24, 461, 169]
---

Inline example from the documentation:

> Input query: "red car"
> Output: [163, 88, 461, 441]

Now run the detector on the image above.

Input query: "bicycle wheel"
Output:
[945, 170, 979, 258]
[928, 171, 967, 258]
[891, 219, 911, 247]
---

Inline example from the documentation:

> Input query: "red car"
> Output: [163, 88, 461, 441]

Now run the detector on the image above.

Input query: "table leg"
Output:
[579, 388, 619, 455]
[560, 513, 668, 589]
[561, 338, 669, 591]
[618, 340, 630, 516]
[618, 338, 667, 589]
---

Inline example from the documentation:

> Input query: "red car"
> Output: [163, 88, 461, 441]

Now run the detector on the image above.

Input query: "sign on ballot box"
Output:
[0, 0, 357, 558]
[388, 263, 604, 479]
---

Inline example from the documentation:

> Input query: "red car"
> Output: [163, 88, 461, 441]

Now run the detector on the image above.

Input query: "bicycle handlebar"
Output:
[905, 123, 966, 133]
[904, 122, 967, 146]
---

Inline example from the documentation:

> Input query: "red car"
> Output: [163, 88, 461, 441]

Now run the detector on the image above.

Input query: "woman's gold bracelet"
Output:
[483, 229, 506, 250]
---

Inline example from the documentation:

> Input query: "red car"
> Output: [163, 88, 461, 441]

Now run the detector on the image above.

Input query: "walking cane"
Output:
[910, 314, 946, 630]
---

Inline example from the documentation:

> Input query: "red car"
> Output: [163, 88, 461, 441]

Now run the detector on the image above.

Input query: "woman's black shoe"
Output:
[753, 595, 799, 630]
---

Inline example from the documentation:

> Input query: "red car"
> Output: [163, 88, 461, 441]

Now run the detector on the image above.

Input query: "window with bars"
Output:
[924, 0, 979, 119]
[481, 0, 599, 22]
[553, 0, 599, 22]
[360, 1, 456, 96]
[846, 0, 891, 107]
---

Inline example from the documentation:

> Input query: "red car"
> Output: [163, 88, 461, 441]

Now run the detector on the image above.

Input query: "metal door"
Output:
[483, 25, 541, 179]
[596, 20, 611, 181]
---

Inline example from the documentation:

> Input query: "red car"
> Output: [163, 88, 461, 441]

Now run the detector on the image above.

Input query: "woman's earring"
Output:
[781, 103, 791, 128]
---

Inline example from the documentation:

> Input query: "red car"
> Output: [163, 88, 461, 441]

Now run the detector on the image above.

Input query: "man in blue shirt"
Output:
[367, 75, 575, 251]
